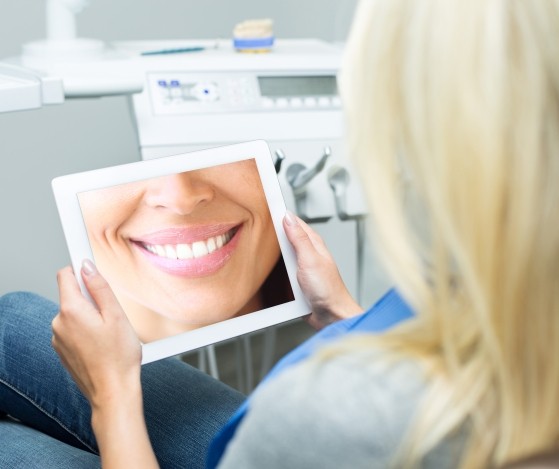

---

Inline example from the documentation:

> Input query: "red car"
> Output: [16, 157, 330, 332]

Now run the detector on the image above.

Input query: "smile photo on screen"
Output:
[77, 159, 294, 344]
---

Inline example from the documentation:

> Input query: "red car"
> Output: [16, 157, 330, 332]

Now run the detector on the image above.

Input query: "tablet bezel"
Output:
[52, 140, 309, 364]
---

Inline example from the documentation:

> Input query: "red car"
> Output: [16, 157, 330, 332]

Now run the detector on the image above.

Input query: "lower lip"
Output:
[133, 227, 242, 277]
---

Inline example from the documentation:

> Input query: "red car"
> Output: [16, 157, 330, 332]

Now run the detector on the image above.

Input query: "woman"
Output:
[78, 159, 293, 341]
[1, 0, 559, 467]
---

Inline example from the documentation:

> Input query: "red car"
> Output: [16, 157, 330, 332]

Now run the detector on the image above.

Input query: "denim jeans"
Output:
[0, 292, 245, 468]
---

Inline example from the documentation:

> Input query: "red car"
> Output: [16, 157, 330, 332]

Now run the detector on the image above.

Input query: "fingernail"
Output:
[82, 259, 98, 276]
[284, 211, 298, 226]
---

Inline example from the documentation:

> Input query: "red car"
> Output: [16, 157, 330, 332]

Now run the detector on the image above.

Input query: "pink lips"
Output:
[131, 224, 242, 277]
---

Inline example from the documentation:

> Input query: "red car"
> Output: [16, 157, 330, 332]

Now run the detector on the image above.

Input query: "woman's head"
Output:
[340, 0, 559, 465]
[78, 159, 288, 341]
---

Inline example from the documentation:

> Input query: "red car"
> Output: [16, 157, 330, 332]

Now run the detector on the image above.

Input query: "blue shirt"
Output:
[207, 288, 413, 468]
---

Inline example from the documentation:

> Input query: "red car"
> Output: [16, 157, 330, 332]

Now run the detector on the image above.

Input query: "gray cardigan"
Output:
[218, 348, 465, 468]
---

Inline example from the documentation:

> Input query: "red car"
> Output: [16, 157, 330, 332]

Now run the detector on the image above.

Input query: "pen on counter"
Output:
[141, 46, 206, 56]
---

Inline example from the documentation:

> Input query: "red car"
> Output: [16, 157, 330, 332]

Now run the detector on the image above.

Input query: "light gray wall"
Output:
[0, 0, 358, 301]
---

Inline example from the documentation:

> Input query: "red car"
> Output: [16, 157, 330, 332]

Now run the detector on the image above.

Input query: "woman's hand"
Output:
[283, 212, 363, 330]
[53, 260, 159, 469]
[52, 260, 142, 409]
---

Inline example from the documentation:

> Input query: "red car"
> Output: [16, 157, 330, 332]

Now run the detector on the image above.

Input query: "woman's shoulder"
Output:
[219, 343, 457, 468]
[275, 344, 427, 424]
[270, 345, 429, 449]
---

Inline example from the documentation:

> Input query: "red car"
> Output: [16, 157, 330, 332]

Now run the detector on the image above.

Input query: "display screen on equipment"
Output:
[258, 76, 337, 97]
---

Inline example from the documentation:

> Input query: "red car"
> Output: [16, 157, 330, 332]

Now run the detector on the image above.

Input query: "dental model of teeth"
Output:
[232, 18, 274, 53]
[143, 230, 233, 260]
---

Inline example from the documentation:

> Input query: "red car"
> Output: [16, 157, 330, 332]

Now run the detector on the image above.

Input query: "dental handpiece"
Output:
[327, 165, 351, 220]
[286, 146, 331, 195]
[273, 149, 286, 174]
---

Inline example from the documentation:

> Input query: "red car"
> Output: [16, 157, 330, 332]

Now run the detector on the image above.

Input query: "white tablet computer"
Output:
[52, 140, 308, 364]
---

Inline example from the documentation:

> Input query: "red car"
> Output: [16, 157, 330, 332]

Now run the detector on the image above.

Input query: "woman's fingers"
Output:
[57, 266, 90, 310]
[80, 259, 123, 321]
[283, 211, 362, 330]
[283, 211, 328, 270]
[283, 211, 314, 257]
[293, 216, 331, 257]
[57, 260, 125, 324]
[54, 261, 142, 406]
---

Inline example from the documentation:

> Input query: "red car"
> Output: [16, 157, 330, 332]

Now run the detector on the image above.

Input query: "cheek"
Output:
[79, 184, 145, 241]
[254, 204, 280, 261]
[81, 201, 135, 245]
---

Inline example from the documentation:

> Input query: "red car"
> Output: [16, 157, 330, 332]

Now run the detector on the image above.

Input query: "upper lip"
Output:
[130, 223, 241, 246]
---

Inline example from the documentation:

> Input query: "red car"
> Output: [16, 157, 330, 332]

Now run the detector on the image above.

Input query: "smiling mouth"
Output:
[138, 226, 238, 260]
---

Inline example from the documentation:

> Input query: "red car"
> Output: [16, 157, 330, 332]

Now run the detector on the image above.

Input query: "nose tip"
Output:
[144, 172, 214, 215]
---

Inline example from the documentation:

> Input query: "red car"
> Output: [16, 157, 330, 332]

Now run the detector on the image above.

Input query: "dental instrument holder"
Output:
[286, 146, 332, 223]
[327, 165, 367, 304]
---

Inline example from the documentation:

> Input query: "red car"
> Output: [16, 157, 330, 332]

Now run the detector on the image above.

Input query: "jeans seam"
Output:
[0, 376, 98, 455]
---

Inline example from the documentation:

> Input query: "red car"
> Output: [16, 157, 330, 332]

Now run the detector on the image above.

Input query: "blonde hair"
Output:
[337, 0, 559, 467]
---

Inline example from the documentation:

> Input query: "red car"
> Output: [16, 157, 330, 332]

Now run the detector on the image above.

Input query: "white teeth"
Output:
[165, 244, 177, 259]
[192, 241, 208, 258]
[143, 230, 234, 260]
[176, 243, 193, 260]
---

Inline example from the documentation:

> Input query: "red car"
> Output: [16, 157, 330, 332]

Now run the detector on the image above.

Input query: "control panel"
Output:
[148, 72, 341, 115]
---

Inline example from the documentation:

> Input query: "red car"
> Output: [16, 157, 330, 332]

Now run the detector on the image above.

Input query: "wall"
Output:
[1, 1, 386, 304]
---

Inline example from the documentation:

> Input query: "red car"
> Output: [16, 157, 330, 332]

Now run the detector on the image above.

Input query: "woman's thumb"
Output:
[81, 260, 121, 318]
[283, 212, 314, 260]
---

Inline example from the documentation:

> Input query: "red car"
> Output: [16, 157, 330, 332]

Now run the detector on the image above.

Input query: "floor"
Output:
[181, 318, 315, 394]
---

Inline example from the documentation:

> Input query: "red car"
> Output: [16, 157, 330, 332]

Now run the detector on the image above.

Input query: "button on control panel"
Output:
[148, 73, 341, 115]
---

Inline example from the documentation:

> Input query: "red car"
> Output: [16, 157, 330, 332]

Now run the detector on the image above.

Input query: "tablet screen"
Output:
[77, 159, 294, 344]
